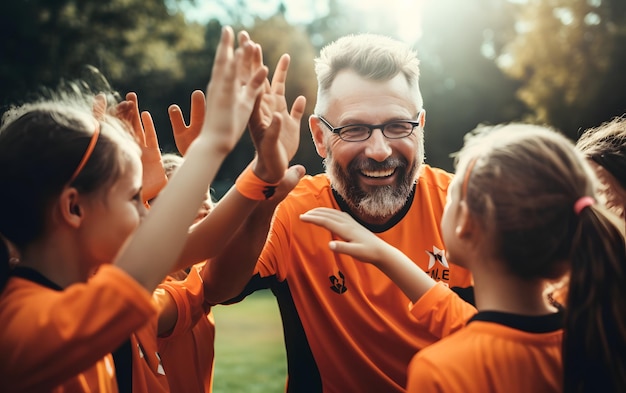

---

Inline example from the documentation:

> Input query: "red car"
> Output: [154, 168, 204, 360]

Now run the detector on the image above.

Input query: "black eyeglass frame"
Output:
[317, 114, 421, 142]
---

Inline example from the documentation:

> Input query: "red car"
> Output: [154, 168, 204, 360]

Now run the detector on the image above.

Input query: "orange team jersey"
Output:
[0, 264, 156, 392]
[406, 311, 563, 393]
[409, 282, 477, 339]
[155, 264, 216, 393]
[235, 165, 473, 393]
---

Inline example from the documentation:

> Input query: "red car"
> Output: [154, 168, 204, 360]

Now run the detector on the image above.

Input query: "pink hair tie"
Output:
[574, 196, 595, 215]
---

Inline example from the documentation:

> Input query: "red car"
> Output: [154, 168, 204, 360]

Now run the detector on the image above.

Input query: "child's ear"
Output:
[58, 188, 83, 228]
[455, 200, 475, 239]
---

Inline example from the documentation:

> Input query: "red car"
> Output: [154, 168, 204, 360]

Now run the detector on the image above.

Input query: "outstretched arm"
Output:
[200, 51, 307, 303]
[300, 207, 436, 303]
[114, 26, 267, 292]
[173, 33, 306, 270]
[301, 209, 477, 337]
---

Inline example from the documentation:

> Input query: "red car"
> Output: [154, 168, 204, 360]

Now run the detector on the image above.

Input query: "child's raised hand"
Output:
[115, 92, 167, 201]
[198, 26, 268, 153]
[249, 54, 307, 184]
[299, 207, 387, 265]
[168, 90, 206, 156]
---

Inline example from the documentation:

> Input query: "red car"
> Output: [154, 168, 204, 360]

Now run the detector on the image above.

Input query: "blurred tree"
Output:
[499, 0, 626, 138]
[0, 0, 209, 155]
[0, 0, 203, 103]
[416, 0, 526, 171]
[306, 0, 360, 50]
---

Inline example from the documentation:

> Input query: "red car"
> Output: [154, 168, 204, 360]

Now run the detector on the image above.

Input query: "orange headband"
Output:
[68, 123, 100, 184]
[461, 157, 478, 200]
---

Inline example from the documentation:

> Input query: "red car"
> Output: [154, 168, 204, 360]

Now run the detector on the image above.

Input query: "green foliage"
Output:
[416, 0, 526, 171]
[499, 0, 626, 138]
[2, 0, 625, 178]
[0, 0, 203, 105]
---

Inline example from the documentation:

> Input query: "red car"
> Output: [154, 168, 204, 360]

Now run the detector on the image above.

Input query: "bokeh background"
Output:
[3, 0, 625, 196]
[2, 1, 625, 391]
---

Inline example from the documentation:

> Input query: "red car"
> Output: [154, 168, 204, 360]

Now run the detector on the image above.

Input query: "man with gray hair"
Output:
[205, 33, 472, 392]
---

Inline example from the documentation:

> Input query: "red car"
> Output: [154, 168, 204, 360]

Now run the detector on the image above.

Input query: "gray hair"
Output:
[313, 33, 423, 114]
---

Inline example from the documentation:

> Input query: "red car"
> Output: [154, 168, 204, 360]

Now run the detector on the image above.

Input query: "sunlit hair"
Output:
[0, 90, 139, 291]
[455, 123, 626, 392]
[313, 33, 423, 115]
[576, 115, 626, 218]
[162, 152, 186, 180]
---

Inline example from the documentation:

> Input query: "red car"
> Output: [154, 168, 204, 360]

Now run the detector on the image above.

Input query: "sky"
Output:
[176, 0, 426, 43]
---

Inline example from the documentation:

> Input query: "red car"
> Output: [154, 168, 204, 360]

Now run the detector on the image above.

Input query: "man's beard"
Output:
[325, 151, 420, 220]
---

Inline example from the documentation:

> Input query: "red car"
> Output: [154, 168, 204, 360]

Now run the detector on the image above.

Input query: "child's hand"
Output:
[115, 92, 167, 202]
[168, 90, 205, 156]
[198, 27, 268, 154]
[300, 207, 386, 265]
[249, 54, 306, 184]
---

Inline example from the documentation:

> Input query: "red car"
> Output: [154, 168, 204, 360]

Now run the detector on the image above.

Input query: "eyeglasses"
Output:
[317, 115, 421, 142]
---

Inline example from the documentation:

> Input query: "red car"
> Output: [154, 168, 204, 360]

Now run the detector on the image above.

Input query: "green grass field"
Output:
[212, 289, 287, 393]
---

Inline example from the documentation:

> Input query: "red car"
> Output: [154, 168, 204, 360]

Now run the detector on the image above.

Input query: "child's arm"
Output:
[300, 207, 437, 303]
[114, 26, 267, 292]
[199, 53, 307, 303]
[174, 48, 307, 273]
[301, 208, 477, 337]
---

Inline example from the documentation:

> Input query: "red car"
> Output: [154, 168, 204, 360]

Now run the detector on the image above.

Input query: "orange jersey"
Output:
[238, 166, 473, 392]
[156, 265, 216, 393]
[407, 311, 563, 393]
[0, 265, 156, 392]
[409, 282, 477, 339]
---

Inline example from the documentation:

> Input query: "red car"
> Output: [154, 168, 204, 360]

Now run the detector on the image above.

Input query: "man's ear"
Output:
[57, 187, 83, 228]
[419, 108, 426, 129]
[309, 115, 328, 158]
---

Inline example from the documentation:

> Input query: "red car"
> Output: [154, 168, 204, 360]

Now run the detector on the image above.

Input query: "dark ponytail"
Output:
[564, 206, 626, 392]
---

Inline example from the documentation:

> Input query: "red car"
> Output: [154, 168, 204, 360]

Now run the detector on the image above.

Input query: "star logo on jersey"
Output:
[426, 246, 449, 269]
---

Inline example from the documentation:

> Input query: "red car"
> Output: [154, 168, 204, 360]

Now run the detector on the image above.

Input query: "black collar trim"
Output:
[10, 266, 63, 291]
[468, 310, 563, 333]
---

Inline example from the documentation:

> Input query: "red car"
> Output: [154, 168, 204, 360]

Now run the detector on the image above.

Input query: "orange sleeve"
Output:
[1, 265, 156, 392]
[156, 266, 208, 338]
[409, 282, 476, 339]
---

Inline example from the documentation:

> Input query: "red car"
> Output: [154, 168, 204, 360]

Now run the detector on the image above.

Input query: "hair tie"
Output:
[574, 196, 595, 215]
[68, 123, 100, 184]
